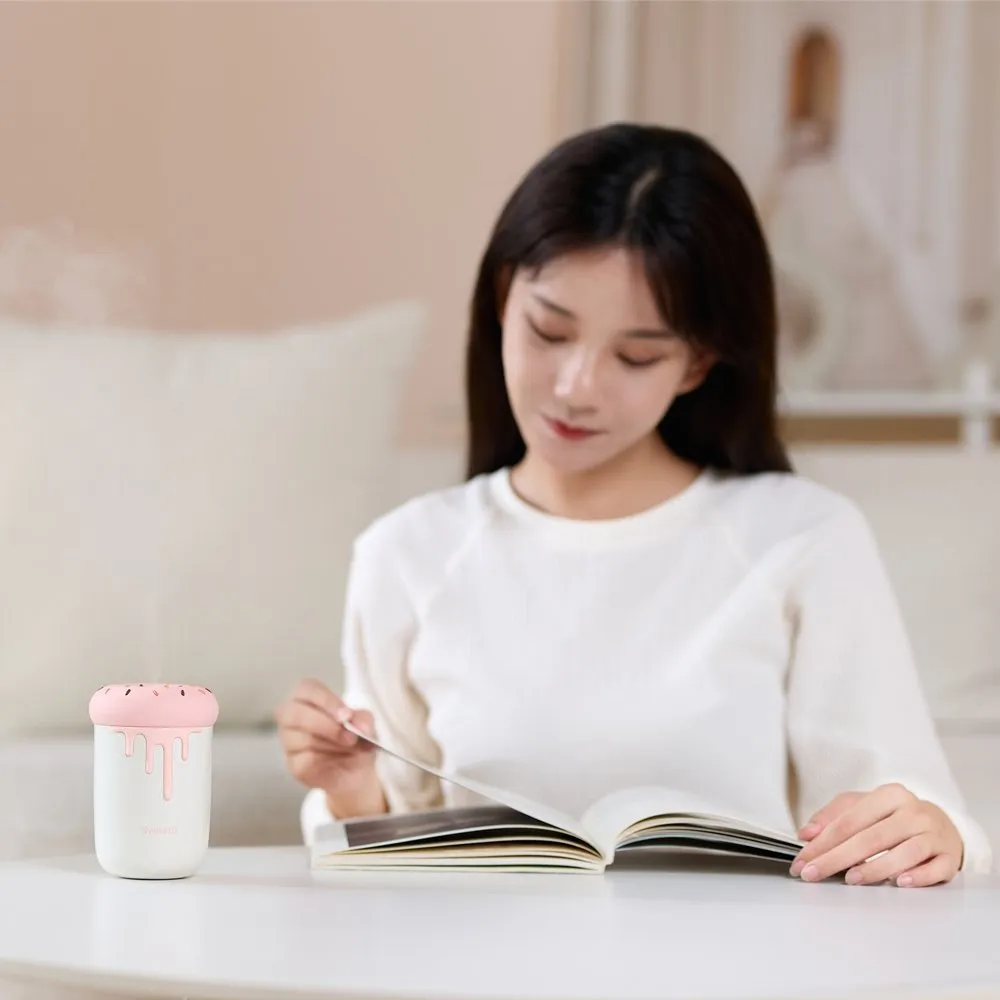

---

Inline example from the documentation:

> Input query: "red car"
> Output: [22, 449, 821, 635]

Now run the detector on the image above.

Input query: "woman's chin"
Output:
[524, 435, 617, 475]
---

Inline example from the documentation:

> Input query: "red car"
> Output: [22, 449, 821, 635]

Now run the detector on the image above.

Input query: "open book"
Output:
[310, 722, 804, 874]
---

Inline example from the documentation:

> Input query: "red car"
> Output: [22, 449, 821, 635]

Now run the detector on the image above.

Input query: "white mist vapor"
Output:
[0, 221, 147, 326]
[0, 221, 161, 682]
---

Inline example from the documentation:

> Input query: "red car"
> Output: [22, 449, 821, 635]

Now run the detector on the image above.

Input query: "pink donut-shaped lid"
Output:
[88, 683, 219, 728]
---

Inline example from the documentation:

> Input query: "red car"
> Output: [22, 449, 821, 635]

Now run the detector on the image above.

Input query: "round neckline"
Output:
[487, 465, 718, 548]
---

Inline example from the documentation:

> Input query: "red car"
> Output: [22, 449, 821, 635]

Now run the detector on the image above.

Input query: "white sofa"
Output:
[0, 302, 431, 865]
[1, 305, 998, 997]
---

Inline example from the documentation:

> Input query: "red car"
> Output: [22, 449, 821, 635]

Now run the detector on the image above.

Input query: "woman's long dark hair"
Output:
[464, 122, 792, 480]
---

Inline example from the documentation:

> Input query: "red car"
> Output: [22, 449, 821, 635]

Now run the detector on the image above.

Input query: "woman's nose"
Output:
[553, 349, 599, 407]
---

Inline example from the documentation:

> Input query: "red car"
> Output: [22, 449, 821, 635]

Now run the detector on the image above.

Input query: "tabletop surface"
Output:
[2, 846, 1000, 1000]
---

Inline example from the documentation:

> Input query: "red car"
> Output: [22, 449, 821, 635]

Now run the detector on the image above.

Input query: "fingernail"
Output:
[897, 874, 913, 887]
[799, 822, 820, 837]
[790, 860, 804, 877]
[334, 707, 350, 723]
[801, 864, 820, 881]
[845, 869, 863, 885]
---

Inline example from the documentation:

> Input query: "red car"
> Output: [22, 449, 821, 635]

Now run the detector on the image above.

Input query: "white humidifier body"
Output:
[88, 683, 220, 879]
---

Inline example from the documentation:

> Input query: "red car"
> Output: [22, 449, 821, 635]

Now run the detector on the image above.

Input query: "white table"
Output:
[2, 846, 1000, 1000]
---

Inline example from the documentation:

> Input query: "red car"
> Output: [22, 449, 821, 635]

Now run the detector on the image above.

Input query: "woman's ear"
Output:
[678, 348, 717, 395]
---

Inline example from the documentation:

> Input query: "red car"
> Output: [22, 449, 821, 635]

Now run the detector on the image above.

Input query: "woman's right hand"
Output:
[275, 678, 387, 817]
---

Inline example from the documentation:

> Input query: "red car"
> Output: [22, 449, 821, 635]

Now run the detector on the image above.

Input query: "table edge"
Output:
[4, 956, 1000, 1000]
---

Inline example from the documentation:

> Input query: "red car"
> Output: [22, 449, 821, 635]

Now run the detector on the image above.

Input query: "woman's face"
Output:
[501, 246, 713, 475]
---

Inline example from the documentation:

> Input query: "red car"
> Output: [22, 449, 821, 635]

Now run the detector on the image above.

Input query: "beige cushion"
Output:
[792, 445, 1000, 724]
[0, 301, 423, 736]
[0, 732, 303, 863]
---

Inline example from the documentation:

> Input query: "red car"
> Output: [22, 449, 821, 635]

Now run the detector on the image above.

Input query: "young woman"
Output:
[276, 123, 992, 885]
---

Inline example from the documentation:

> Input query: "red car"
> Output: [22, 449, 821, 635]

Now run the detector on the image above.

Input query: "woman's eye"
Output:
[619, 355, 662, 368]
[527, 318, 565, 344]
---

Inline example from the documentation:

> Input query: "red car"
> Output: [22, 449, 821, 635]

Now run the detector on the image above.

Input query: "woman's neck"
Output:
[510, 437, 702, 521]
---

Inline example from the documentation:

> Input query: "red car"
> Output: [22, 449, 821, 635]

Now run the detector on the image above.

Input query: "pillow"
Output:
[791, 445, 1000, 726]
[0, 300, 423, 736]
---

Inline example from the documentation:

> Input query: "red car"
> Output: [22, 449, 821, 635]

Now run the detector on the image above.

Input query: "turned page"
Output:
[343, 720, 599, 850]
[579, 786, 801, 858]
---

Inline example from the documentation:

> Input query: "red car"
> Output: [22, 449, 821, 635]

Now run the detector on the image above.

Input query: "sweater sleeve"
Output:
[784, 501, 993, 874]
[299, 530, 444, 847]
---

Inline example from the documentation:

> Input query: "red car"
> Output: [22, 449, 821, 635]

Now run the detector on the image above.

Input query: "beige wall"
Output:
[5, 1, 993, 447]
[0, 1, 574, 446]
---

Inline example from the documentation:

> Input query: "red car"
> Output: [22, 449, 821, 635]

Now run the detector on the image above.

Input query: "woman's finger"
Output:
[349, 709, 376, 738]
[895, 853, 959, 888]
[794, 806, 917, 881]
[793, 783, 913, 872]
[798, 791, 864, 839]
[843, 832, 935, 885]
[277, 700, 354, 747]
[295, 678, 347, 719]
[280, 726, 347, 756]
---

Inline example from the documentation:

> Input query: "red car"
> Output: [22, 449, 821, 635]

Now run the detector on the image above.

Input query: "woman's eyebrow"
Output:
[531, 292, 575, 318]
[531, 292, 674, 339]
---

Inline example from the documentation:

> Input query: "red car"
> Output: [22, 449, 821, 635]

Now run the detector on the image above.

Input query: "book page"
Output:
[331, 805, 567, 850]
[580, 786, 802, 858]
[342, 720, 599, 852]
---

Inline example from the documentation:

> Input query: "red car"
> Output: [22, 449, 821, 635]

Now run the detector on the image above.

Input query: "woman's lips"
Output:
[544, 416, 599, 441]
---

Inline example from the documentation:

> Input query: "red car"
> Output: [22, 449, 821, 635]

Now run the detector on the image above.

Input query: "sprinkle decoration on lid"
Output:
[88, 683, 219, 729]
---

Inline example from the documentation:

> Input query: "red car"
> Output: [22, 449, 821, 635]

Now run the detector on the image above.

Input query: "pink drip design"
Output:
[116, 727, 203, 800]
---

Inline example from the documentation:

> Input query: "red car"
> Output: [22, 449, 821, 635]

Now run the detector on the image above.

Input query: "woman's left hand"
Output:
[790, 783, 964, 886]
